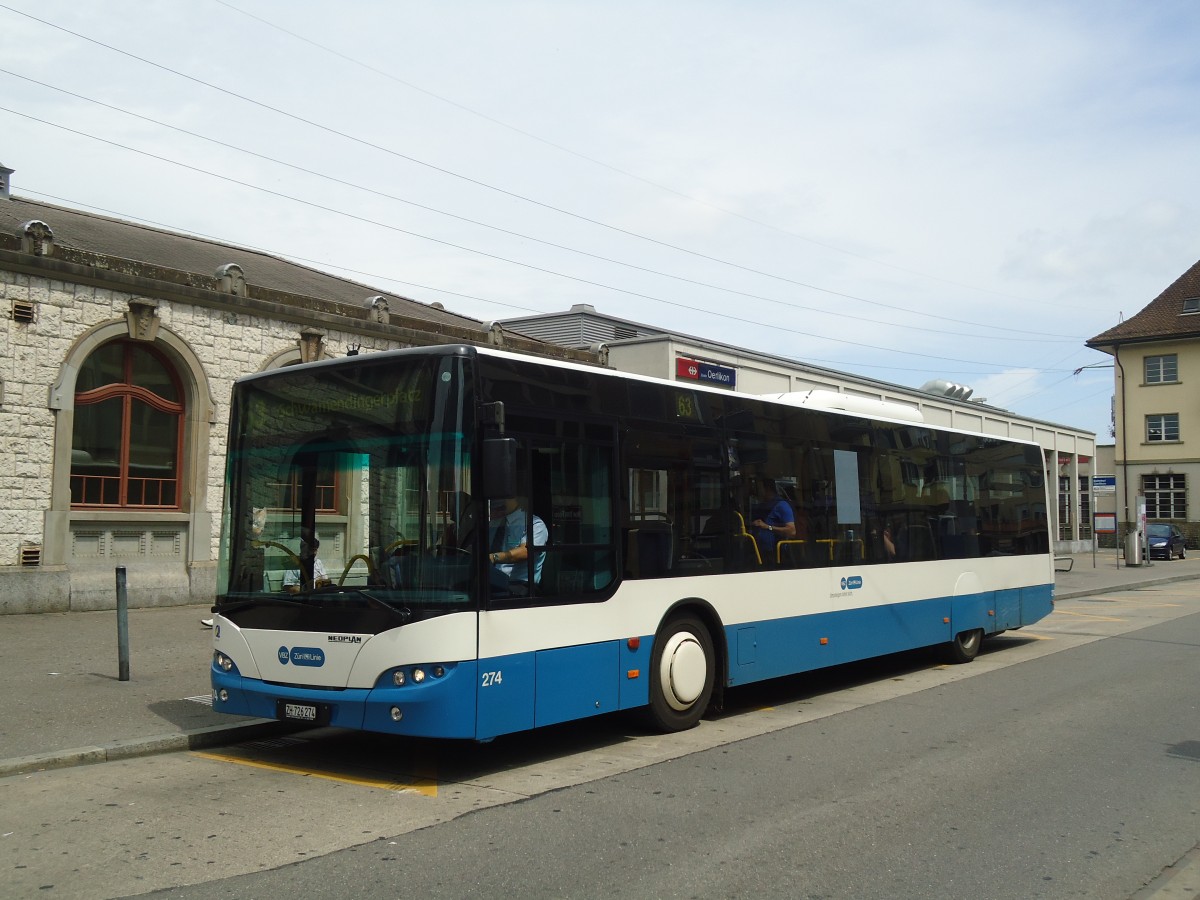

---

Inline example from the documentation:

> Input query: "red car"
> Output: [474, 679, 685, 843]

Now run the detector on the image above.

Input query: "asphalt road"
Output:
[5, 582, 1198, 899]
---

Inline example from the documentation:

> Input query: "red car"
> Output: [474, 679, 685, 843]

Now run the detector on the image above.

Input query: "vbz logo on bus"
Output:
[277, 645, 325, 667]
[840, 575, 863, 591]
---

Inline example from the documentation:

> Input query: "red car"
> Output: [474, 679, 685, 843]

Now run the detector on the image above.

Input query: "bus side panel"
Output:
[995, 589, 1022, 630]
[534, 641, 621, 728]
[1021, 583, 1054, 625]
[724, 597, 954, 685]
[620, 636, 652, 710]
[476, 652, 535, 740]
[951, 592, 992, 637]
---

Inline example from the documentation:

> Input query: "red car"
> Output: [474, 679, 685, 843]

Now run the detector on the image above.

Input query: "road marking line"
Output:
[1052, 609, 1127, 623]
[191, 750, 438, 796]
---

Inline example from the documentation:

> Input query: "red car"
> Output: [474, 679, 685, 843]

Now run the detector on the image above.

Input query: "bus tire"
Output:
[946, 628, 984, 664]
[646, 613, 716, 732]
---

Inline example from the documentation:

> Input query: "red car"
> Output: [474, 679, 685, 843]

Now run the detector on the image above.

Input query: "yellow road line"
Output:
[1065, 600, 1176, 614]
[1051, 609, 1127, 623]
[192, 750, 438, 796]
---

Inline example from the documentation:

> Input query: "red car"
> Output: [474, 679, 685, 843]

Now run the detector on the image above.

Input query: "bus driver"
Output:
[487, 495, 548, 595]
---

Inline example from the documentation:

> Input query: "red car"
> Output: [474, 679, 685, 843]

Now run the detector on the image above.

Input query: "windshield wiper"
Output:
[215, 594, 308, 614]
[342, 589, 412, 625]
[217, 589, 412, 624]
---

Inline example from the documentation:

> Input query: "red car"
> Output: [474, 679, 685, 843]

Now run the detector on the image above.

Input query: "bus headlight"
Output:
[214, 651, 233, 673]
[393, 670, 406, 686]
[412, 668, 426, 684]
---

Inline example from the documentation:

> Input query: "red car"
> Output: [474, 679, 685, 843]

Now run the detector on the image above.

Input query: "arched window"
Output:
[70, 340, 184, 508]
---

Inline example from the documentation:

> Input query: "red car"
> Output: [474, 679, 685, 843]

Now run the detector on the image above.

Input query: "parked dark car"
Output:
[1147, 523, 1187, 560]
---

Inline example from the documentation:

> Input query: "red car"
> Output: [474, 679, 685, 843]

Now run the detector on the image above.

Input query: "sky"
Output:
[4, 1, 1200, 442]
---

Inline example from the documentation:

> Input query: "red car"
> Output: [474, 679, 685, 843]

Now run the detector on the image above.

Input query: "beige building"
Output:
[503, 304, 1098, 554]
[1088, 258, 1200, 548]
[0, 171, 593, 614]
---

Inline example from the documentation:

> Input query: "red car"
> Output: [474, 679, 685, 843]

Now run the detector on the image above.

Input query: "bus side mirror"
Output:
[483, 438, 518, 498]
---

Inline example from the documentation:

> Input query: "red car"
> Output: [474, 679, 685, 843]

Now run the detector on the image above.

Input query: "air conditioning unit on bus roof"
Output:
[764, 389, 925, 424]
[919, 379, 974, 401]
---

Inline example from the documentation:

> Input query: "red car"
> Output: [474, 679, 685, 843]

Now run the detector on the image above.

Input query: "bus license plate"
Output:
[284, 703, 316, 721]
[276, 700, 329, 724]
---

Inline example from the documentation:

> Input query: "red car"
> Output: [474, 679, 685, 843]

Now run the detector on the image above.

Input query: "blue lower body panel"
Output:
[474, 639, 652, 740]
[725, 584, 1053, 687]
[211, 660, 478, 739]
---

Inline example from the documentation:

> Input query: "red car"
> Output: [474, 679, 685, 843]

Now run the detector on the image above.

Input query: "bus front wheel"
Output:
[946, 628, 984, 664]
[646, 614, 715, 732]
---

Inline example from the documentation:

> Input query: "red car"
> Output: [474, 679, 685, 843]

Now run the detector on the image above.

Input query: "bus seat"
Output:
[538, 550, 560, 595]
[625, 517, 673, 579]
[733, 512, 762, 566]
[778, 539, 823, 568]
[833, 538, 864, 565]
[777, 539, 804, 567]
[898, 524, 937, 561]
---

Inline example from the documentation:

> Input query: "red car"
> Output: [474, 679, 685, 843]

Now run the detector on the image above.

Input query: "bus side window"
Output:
[531, 433, 616, 600]
[624, 433, 726, 578]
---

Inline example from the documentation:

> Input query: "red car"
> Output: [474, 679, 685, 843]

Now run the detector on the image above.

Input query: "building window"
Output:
[1078, 474, 1092, 538]
[270, 469, 339, 514]
[1057, 475, 1072, 541]
[1143, 474, 1186, 519]
[1146, 413, 1180, 443]
[70, 340, 184, 508]
[1144, 354, 1178, 384]
[1183, 298, 1200, 315]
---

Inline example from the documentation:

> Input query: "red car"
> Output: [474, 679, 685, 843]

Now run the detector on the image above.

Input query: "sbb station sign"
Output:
[676, 357, 737, 390]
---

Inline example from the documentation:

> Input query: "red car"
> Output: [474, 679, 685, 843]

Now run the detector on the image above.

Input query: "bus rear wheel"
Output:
[946, 628, 984, 664]
[646, 614, 715, 732]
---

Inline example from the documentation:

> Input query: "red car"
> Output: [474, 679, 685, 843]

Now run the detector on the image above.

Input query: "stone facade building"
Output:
[0, 181, 592, 614]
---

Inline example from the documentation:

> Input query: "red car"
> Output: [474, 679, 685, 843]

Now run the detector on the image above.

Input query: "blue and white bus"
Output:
[210, 345, 1054, 738]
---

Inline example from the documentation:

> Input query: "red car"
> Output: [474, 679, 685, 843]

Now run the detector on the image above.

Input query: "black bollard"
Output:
[116, 565, 130, 681]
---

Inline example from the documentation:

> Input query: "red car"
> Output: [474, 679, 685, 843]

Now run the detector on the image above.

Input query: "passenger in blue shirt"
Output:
[487, 496, 548, 595]
[751, 478, 796, 564]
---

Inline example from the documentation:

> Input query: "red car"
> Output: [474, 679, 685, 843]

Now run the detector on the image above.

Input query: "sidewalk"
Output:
[1, 550, 1197, 778]
[1052, 547, 1200, 600]
[0, 603, 288, 778]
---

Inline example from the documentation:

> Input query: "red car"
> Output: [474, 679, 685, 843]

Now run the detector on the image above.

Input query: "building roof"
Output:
[504, 305, 1095, 438]
[501, 303, 666, 348]
[1087, 257, 1200, 348]
[0, 195, 481, 331]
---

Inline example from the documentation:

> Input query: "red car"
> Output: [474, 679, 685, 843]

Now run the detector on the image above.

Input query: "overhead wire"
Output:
[22, 186, 1080, 380]
[980, 347, 1101, 405]
[3, 103, 1085, 372]
[210, 0, 1047, 309]
[0, 2, 1075, 341]
[0, 67, 1076, 346]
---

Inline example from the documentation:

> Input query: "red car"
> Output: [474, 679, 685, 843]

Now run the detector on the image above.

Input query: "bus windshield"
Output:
[215, 353, 475, 631]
